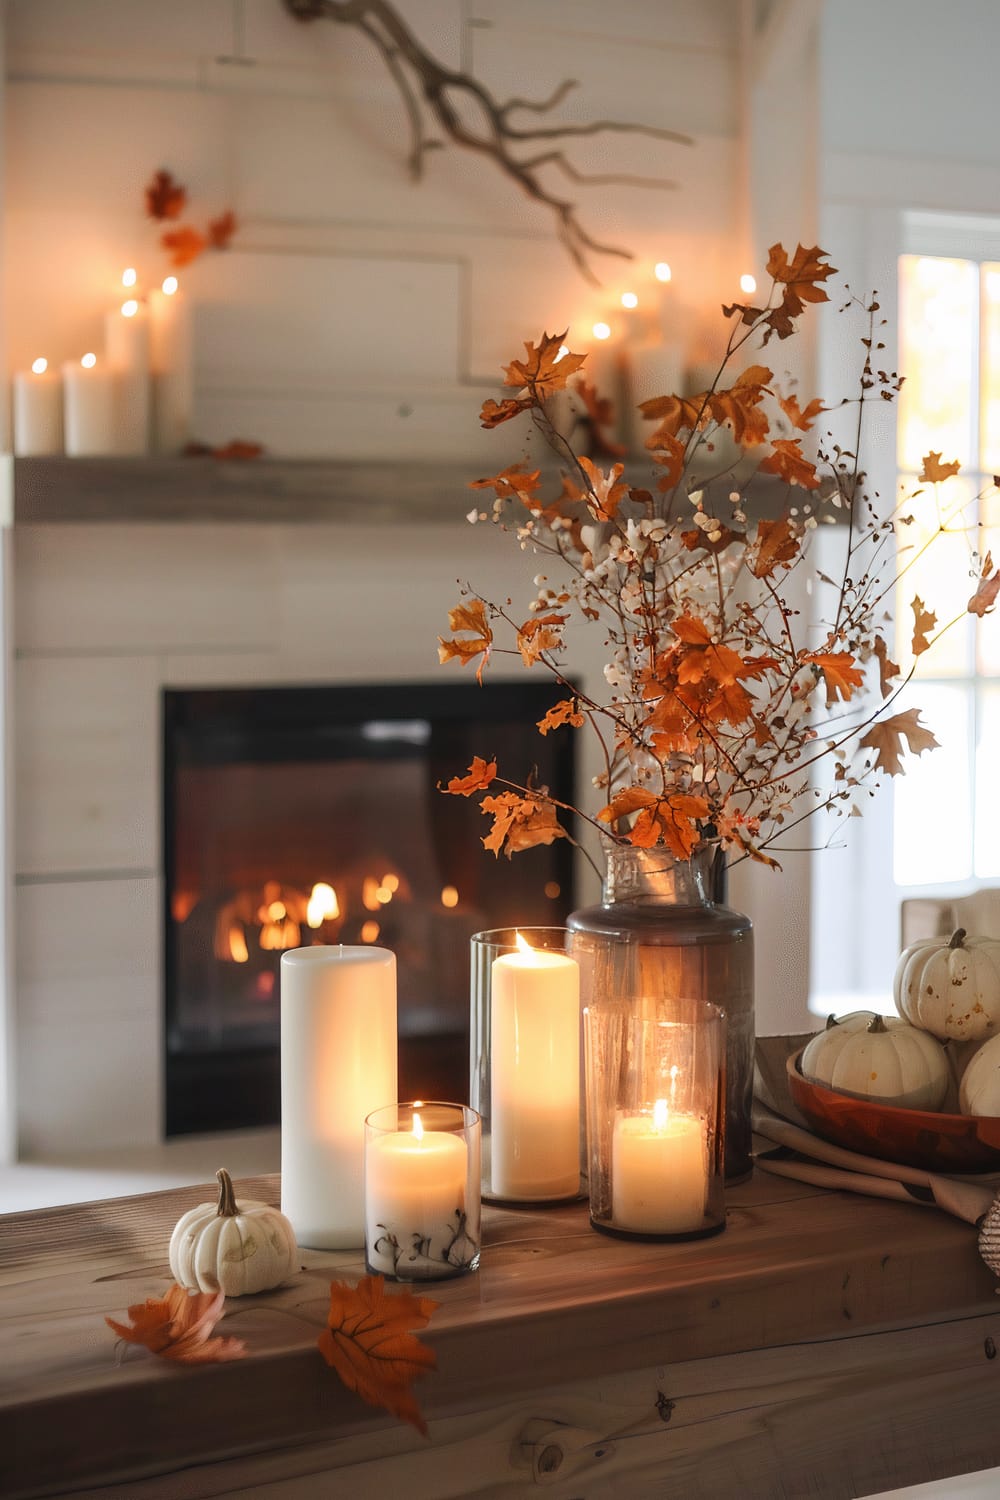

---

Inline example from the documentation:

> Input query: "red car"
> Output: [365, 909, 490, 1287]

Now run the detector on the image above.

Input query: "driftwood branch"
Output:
[283, 0, 692, 284]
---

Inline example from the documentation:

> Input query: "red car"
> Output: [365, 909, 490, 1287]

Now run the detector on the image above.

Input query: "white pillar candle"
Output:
[13, 358, 63, 455]
[149, 277, 194, 454]
[611, 1101, 708, 1235]
[63, 353, 116, 456]
[365, 1107, 469, 1279]
[105, 299, 150, 455]
[490, 936, 580, 1200]
[280, 944, 397, 1249]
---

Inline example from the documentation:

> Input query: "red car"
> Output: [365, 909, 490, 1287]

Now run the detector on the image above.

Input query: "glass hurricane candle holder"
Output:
[585, 999, 726, 1241]
[364, 1101, 481, 1281]
[470, 927, 583, 1204]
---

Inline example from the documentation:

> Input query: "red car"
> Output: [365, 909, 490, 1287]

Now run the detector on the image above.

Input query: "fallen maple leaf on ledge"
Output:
[318, 1275, 439, 1436]
[106, 1283, 246, 1364]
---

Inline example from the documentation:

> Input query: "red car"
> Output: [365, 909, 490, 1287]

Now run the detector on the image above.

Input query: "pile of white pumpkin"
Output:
[802, 928, 1000, 1116]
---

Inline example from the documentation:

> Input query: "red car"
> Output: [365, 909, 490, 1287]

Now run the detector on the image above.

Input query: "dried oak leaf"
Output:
[503, 329, 587, 398]
[652, 434, 687, 490]
[858, 708, 940, 777]
[318, 1275, 438, 1437]
[749, 516, 801, 577]
[777, 394, 825, 432]
[578, 456, 628, 521]
[480, 790, 568, 857]
[919, 451, 961, 483]
[145, 168, 187, 221]
[161, 225, 208, 268]
[442, 757, 497, 795]
[680, 523, 742, 555]
[763, 244, 836, 341]
[438, 600, 493, 683]
[480, 396, 532, 429]
[801, 649, 864, 705]
[968, 567, 1000, 618]
[208, 209, 238, 249]
[106, 1284, 246, 1365]
[873, 634, 901, 698]
[758, 437, 820, 489]
[468, 464, 542, 507]
[708, 365, 772, 447]
[516, 613, 566, 667]
[537, 697, 585, 735]
[910, 595, 937, 657]
[598, 787, 709, 861]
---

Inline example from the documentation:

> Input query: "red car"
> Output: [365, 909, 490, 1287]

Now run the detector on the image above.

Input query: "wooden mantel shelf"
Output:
[2, 1170, 999, 1499]
[11, 456, 483, 525]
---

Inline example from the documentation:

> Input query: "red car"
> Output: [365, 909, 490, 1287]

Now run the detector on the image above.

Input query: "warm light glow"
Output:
[360, 919, 380, 943]
[652, 1098, 669, 1131]
[440, 884, 459, 908]
[121, 299, 140, 318]
[514, 931, 534, 956]
[412, 1109, 424, 1141]
[228, 925, 249, 964]
[81, 352, 98, 369]
[740, 273, 757, 295]
[654, 261, 672, 283]
[267, 900, 287, 921]
[122, 267, 137, 288]
[375, 886, 393, 905]
[592, 322, 611, 341]
[544, 880, 561, 900]
[362, 876, 381, 911]
[382, 873, 400, 893]
[31, 357, 48, 375]
[621, 291, 639, 309]
[306, 881, 339, 929]
[162, 275, 179, 295]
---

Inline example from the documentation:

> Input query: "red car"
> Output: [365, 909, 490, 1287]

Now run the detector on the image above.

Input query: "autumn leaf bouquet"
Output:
[439, 244, 999, 872]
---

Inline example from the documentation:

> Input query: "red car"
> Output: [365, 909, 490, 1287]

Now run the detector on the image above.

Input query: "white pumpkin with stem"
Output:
[801, 1012, 949, 1111]
[894, 928, 1000, 1042]
[959, 1032, 1000, 1117]
[169, 1169, 298, 1297]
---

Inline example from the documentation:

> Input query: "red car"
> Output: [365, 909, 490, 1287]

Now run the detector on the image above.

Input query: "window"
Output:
[810, 214, 1000, 1016]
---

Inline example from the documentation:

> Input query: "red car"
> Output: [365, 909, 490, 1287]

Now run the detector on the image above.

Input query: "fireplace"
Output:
[163, 681, 576, 1134]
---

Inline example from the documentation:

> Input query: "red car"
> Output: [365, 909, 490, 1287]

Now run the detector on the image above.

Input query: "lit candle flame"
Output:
[162, 275, 179, 296]
[592, 321, 611, 341]
[412, 1107, 424, 1141]
[122, 268, 137, 288]
[514, 930, 534, 956]
[740, 273, 757, 295]
[81, 353, 97, 369]
[621, 291, 638, 309]
[121, 299, 139, 318]
[654, 261, 672, 283]
[31, 357, 48, 375]
[652, 1098, 669, 1131]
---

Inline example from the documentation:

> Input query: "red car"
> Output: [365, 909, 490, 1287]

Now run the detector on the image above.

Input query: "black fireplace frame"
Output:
[162, 679, 577, 1136]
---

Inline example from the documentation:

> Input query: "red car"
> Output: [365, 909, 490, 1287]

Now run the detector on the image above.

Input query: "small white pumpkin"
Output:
[959, 1032, 1000, 1116]
[894, 928, 1000, 1042]
[169, 1169, 298, 1297]
[801, 1012, 949, 1111]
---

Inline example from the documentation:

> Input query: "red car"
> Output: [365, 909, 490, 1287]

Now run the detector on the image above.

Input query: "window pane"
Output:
[898, 255, 976, 471]
[975, 685, 1000, 879]
[978, 485, 1000, 675]
[981, 264, 1000, 471]
[892, 682, 972, 886]
[895, 475, 975, 678]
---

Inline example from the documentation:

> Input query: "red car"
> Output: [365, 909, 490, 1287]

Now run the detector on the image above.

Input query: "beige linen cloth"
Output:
[752, 1034, 1000, 1277]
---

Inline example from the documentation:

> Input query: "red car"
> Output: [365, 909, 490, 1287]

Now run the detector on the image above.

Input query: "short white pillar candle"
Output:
[13, 358, 63, 455]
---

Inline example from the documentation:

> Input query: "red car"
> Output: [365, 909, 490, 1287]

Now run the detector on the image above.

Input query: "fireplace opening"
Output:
[163, 681, 576, 1135]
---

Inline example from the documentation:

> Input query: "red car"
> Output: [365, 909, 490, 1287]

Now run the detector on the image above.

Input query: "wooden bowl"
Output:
[786, 1050, 1000, 1173]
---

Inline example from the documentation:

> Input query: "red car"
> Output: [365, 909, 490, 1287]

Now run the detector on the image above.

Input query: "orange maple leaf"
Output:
[318, 1276, 438, 1437]
[145, 168, 186, 221]
[968, 567, 1000, 618]
[537, 698, 585, 735]
[919, 451, 961, 483]
[858, 708, 940, 777]
[468, 465, 542, 507]
[578, 456, 628, 520]
[503, 330, 587, 398]
[437, 600, 493, 682]
[442, 757, 497, 795]
[516, 613, 565, 667]
[598, 787, 709, 860]
[680, 523, 741, 555]
[641, 391, 708, 448]
[106, 1284, 246, 1365]
[778, 394, 824, 431]
[749, 516, 801, 577]
[161, 225, 208, 268]
[758, 438, 820, 489]
[766, 243, 836, 317]
[479, 396, 532, 429]
[208, 209, 238, 249]
[652, 433, 687, 490]
[911, 595, 937, 656]
[801, 649, 864, 704]
[480, 791, 568, 857]
[873, 634, 901, 698]
[708, 365, 772, 447]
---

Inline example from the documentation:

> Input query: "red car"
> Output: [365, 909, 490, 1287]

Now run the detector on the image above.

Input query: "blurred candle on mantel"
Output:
[63, 353, 115, 456]
[490, 933, 580, 1200]
[13, 358, 63, 455]
[105, 296, 150, 454]
[148, 275, 194, 453]
[279, 944, 397, 1249]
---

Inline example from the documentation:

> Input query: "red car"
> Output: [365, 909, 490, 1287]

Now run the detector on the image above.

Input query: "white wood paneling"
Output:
[16, 875, 160, 1153]
[14, 655, 159, 877]
[6, 0, 235, 61]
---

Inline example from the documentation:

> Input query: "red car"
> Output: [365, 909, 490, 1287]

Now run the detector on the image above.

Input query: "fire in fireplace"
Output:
[163, 681, 576, 1134]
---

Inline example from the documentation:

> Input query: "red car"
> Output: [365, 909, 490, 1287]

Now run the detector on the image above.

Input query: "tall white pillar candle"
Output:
[149, 277, 194, 453]
[611, 1102, 707, 1234]
[365, 1108, 468, 1279]
[105, 299, 150, 455]
[63, 354, 116, 456]
[490, 938, 580, 1200]
[13, 358, 63, 455]
[280, 945, 397, 1249]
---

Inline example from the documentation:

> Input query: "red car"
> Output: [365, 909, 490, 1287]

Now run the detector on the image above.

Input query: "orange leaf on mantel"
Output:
[318, 1275, 439, 1437]
[145, 167, 187, 221]
[105, 1284, 246, 1365]
[161, 225, 208, 268]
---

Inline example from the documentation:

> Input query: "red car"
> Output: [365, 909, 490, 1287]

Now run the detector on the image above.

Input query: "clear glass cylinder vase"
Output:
[567, 842, 754, 1182]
